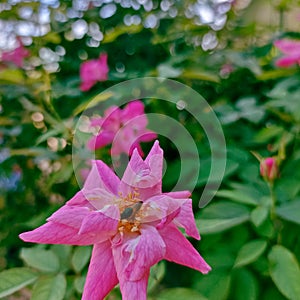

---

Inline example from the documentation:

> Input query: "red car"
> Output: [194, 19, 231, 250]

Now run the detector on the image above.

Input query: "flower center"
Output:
[117, 191, 143, 234]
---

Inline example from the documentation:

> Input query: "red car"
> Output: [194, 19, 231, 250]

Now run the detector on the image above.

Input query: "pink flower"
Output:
[274, 39, 300, 68]
[260, 157, 279, 181]
[88, 100, 157, 156]
[1, 41, 30, 68]
[80, 53, 109, 91]
[20, 141, 211, 300]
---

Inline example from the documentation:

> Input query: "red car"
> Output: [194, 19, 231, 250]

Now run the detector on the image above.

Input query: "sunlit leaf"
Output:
[31, 274, 66, 300]
[0, 268, 38, 298]
[268, 245, 300, 299]
[20, 248, 60, 273]
[276, 199, 300, 225]
[234, 239, 267, 268]
[71, 246, 92, 273]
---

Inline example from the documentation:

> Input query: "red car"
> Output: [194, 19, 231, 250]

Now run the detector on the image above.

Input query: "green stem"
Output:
[268, 181, 276, 220]
[268, 181, 283, 244]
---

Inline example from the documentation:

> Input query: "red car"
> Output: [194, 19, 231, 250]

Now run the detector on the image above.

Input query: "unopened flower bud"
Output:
[260, 157, 279, 181]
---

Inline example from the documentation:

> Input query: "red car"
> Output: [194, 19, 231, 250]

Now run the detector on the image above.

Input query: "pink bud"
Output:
[260, 157, 279, 181]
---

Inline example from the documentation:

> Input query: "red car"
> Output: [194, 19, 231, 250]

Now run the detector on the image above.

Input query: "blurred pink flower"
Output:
[80, 53, 109, 91]
[88, 100, 157, 156]
[260, 157, 279, 181]
[20, 141, 211, 300]
[220, 63, 234, 78]
[1, 41, 30, 67]
[274, 39, 300, 68]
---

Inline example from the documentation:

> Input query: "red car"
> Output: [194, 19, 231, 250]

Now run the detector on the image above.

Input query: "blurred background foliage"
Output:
[1, 0, 300, 299]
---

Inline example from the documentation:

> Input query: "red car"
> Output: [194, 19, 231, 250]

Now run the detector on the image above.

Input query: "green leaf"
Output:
[193, 271, 231, 300]
[74, 276, 86, 294]
[48, 164, 74, 185]
[73, 91, 114, 115]
[197, 215, 249, 235]
[103, 24, 142, 43]
[35, 128, 66, 145]
[51, 245, 72, 273]
[181, 69, 220, 82]
[31, 274, 66, 300]
[197, 201, 250, 234]
[216, 189, 259, 206]
[251, 206, 269, 227]
[199, 201, 250, 219]
[0, 69, 24, 84]
[20, 248, 60, 273]
[71, 246, 92, 273]
[268, 245, 300, 299]
[0, 268, 38, 298]
[232, 269, 258, 300]
[234, 240, 267, 268]
[276, 199, 300, 225]
[157, 288, 207, 300]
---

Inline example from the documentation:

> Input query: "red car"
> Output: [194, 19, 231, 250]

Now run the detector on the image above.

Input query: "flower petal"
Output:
[118, 271, 149, 300]
[19, 222, 96, 245]
[47, 205, 90, 229]
[145, 140, 163, 179]
[112, 225, 165, 281]
[159, 223, 211, 274]
[274, 39, 300, 55]
[120, 148, 150, 189]
[164, 191, 191, 199]
[87, 131, 114, 150]
[83, 160, 120, 195]
[120, 141, 162, 199]
[121, 100, 145, 124]
[173, 199, 200, 240]
[82, 188, 116, 211]
[275, 56, 300, 68]
[82, 241, 118, 300]
[142, 194, 182, 225]
[79, 205, 119, 235]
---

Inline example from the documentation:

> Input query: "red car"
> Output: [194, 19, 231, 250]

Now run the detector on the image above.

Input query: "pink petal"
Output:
[137, 131, 157, 142]
[121, 100, 145, 123]
[89, 116, 103, 127]
[82, 188, 116, 210]
[173, 199, 200, 240]
[19, 222, 96, 245]
[144, 140, 163, 188]
[159, 223, 211, 274]
[66, 190, 90, 206]
[120, 141, 162, 199]
[129, 142, 144, 157]
[164, 191, 191, 198]
[275, 56, 300, 68]
[102, 105, 121, 132]
[118, 271, 149, 300]
[47, 205, 90, 229]
[112, 225, 165, 281]
[87, 130, 114, 150]
[83, 160, 120, 195]
[80, 80, 95, 91]
[120, 148, 151, 189]
[111, 125, 136, 156]
[274, 39, 300, 55]
[142, 194, 182, 225]
[79, 205, 119, 235]
[82, 241, 118, 300]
